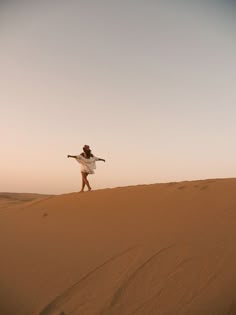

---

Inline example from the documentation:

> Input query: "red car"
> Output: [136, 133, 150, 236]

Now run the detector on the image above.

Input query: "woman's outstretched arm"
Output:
[97, 158, 106, 162]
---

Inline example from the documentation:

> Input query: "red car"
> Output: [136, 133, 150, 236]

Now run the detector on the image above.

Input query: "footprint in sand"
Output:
[200, 186, 208, 190]
[177, 186, 186, 190]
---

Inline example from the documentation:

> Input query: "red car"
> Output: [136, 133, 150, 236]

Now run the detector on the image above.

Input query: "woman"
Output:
[67, 145, 105, 192]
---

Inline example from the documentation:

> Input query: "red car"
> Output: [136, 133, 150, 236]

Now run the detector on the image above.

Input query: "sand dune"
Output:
[0, 192, 52, 209]
[1, 178, 236, 315]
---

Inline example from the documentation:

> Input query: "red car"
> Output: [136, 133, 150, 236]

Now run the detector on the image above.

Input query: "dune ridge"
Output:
[1, 178, 236, 315]
[0, 192, 52, 209]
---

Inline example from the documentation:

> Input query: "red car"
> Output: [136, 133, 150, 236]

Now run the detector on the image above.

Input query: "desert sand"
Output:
[1, 178, 236, 315]
[0, 192, 51, 208]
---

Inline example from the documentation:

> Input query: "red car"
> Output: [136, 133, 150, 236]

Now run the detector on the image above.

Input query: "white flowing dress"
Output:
[75, 155, 100, 174]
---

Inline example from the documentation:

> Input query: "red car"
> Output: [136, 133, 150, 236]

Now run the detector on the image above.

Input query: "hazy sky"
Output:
[1, 1, 236, 194]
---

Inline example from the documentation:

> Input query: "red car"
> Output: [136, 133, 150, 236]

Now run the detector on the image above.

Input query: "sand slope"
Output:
[0, 192, 52, 209]
[1, 179, 236, 315]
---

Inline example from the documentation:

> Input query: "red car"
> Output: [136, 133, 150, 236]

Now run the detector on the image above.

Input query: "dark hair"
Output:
[81, 150, 94, 159]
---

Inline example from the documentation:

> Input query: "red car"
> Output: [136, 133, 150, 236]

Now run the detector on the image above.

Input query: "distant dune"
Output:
[0, 192, 52, 209]
[1, 178, 236, 315]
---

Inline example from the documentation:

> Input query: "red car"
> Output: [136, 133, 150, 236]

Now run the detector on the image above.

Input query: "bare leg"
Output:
[85, 173, 92, 191]
[80, 172, 86, 192]
[81, 172, 91, 192]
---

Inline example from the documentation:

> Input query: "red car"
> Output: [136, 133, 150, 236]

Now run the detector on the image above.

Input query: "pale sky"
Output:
[1, 1, 236, 194]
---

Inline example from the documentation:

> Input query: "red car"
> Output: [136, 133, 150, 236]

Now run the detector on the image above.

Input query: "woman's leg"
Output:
[81, 172, 91, 191]
[80, 172, 86, 192]
[85, 173, 92, 191]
